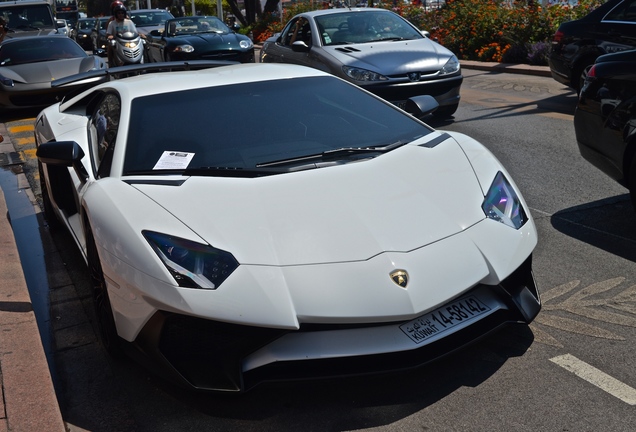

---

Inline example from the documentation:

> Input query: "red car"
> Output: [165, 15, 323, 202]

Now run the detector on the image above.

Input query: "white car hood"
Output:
[324, 38, 454, 74]
[132, 138, 486, 266]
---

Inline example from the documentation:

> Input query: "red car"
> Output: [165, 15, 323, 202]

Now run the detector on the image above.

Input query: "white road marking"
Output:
[550, 354, 636, 405]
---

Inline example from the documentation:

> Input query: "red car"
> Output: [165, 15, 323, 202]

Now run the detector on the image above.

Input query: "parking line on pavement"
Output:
[15, 137, 33, 146]
[8, 124, 33, 134]
[550, 354, 636, 405]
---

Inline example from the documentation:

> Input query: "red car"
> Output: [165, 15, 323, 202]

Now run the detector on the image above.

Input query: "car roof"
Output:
[300, 8, 393, 18]
[129, 9, 172, 13]
[73, 63, 331, 104]
[0, 34, 69, 45]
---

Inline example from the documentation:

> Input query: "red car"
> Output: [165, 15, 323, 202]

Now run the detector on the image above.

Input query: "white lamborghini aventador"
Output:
[35, 61, 540, 392]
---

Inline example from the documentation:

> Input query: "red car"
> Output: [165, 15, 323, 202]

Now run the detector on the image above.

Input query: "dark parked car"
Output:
[91, 16, 110, 56]
[574, 49, 636, 210]
[145, 16, 254, 63]
[74, 17, 97, 50]
[549, 0, 636, 93]
[0, 35, 106, 110]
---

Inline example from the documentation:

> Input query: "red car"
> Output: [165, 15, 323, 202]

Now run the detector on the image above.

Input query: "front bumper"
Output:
[361, 74, 462, 108]
[125, 255, 540, 392]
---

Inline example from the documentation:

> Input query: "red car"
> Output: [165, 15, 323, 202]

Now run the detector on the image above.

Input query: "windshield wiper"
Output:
[256, 141, 407, 168]
[375, 37, 407, 42]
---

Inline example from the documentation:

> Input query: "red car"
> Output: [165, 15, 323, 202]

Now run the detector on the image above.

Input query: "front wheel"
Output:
[86, 224, 123, 356]
[573, 60, 595, 94]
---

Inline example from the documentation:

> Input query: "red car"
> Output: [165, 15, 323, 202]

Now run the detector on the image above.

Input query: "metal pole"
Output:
[192, 0, 196, 15]
[217, 0, 222, 19]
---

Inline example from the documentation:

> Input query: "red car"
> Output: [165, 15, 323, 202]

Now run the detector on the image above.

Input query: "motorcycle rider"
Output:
[106, 1, 124, 65]
[106, 4, 140, 65]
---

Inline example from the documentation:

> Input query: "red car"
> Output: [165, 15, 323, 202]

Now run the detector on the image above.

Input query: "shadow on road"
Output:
[551, 194, 636, 263]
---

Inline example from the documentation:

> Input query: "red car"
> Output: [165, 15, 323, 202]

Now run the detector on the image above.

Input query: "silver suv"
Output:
[0, 0, 57, 38]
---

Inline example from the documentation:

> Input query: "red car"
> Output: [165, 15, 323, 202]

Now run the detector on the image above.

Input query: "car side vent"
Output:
[335, 47, 361, 53]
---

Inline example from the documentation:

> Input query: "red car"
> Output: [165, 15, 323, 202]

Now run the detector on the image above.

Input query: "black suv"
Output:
[549, 0, 636, 93]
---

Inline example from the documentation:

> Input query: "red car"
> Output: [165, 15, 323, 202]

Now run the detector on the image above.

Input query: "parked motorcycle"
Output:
[109, 30, 144, 66]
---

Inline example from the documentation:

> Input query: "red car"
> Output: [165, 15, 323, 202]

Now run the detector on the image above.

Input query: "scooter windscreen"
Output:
[117, 31, 140, 40]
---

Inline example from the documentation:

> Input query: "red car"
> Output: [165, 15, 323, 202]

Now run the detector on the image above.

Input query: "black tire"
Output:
[432, 103, 459, 118]
[86, 224, 123, 357]
[38, 162, 61, 230]
[573, 59, 595, 94]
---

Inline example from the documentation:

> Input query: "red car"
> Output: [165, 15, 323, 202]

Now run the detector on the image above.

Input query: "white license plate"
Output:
[399, 296, 491, 344]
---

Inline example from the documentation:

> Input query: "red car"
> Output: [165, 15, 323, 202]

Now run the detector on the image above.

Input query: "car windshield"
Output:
[166, 16, 230, 35]
[0, 37, 86, 66]
[316, 11, 424, 46]
[130, 10, 174, 27]
[2, 4, 54, 29]
[78, 19, 96, 30]
[123, 76, 433, 176]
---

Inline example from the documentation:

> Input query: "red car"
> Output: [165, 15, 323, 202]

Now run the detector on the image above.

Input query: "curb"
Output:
[460, 60, 552, 77]
[0, 126, 66, 432]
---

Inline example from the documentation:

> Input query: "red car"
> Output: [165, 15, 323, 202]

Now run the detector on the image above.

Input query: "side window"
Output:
[88, 93, 121, 178]
[605, 0, 636, 22]
[282, 18, 312, 46]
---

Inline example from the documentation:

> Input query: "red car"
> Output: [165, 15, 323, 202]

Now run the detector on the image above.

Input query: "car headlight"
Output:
[342, 66, 388, 82]
[440, 55, 460, 76]
[143, 231, 239, 289]
[481, 172, 528, 229]
[173, 44, 195, 53]
[239, 39, 253, 49]
[0, 74, 13, 87]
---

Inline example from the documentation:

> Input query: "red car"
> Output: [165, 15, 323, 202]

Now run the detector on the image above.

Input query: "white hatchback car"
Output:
[36, 61, 540, 392]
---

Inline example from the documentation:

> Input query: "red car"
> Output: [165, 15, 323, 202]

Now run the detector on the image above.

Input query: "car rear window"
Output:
[123, 75, 432, 175]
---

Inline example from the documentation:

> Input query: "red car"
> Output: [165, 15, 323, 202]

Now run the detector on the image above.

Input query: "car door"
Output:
[263, 18, 317, 67]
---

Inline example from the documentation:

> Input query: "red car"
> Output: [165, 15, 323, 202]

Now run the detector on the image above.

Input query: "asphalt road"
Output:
[3, 68, 636, 431]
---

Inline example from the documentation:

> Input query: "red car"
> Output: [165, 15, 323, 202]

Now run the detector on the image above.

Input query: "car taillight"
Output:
[587, 65, 597, 78]
[552, 29, 564, 44]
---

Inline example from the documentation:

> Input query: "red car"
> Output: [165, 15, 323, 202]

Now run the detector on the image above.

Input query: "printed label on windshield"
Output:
[153, 151, 195, 170]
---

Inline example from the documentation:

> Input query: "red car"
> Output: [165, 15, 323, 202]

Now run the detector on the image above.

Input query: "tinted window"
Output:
[89, 93, 121, 177]
[2, 4, 54, 29]
[123, 76, 432, 175]
[0, 37, 86, 66]
[78, 19, 96, 29]
[130, 10, 173, 26]
[604, 0, 636, 22]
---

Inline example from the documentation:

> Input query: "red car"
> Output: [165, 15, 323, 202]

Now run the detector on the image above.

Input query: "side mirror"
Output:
[168, 22, 177, 36]
[36, 141, 89, 183]
[291, 40, 310, 53]
[403, 95, 439, 119]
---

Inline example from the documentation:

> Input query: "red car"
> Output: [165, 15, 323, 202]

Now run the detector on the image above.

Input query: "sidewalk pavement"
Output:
[0, 60, 552, 432]
[0, 123, 66, 432]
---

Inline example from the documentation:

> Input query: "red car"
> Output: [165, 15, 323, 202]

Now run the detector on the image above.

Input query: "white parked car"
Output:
[56, 18, 70, 36]
[35, 61, 540, 392]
